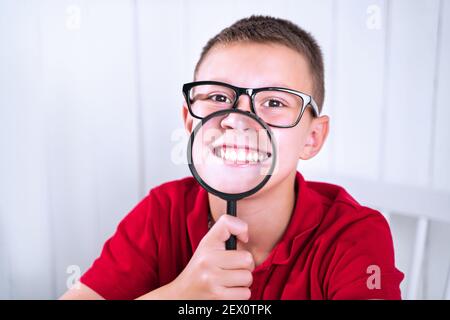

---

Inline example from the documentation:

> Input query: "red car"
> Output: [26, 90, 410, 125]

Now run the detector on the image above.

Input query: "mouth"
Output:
[211, 144, 271, 165]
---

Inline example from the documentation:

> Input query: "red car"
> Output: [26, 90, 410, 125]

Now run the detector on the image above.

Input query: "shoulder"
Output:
[303, 180, 404, 299]
[306, 179, 391, 243]
[148, 176, 200, 205]
[119, 176, 201, 230]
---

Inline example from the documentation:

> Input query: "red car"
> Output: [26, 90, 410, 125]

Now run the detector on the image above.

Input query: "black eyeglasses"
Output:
[182, 80, 320, 128]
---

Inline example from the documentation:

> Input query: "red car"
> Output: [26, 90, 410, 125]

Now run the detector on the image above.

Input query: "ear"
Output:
[299, 115, 330, 160]
[182, 103, 193, 134]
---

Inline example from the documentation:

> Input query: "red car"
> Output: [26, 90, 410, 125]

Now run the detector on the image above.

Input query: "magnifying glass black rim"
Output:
[187, 109, 277, 201]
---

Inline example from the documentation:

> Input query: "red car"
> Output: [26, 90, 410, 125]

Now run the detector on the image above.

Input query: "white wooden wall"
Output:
[0, 0, 449, 299]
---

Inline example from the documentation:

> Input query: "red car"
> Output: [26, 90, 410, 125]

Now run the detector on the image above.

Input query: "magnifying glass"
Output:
[187, 109, 277, 250]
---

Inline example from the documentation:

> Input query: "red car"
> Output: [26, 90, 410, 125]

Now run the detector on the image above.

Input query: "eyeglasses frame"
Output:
[182, 80, 320, 128]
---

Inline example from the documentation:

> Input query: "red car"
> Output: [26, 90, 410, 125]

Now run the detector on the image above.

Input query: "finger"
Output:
[218, 269, 253, 288]
[211, 250, 255, 271]
[220, 287, 252, 300]
[201, 214, 249, 249]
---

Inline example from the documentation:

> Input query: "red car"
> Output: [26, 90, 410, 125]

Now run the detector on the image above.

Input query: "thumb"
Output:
[200, 214, 249, 250]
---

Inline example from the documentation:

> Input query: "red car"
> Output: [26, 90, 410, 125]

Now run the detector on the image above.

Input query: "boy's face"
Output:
[183, 41, 329, 196]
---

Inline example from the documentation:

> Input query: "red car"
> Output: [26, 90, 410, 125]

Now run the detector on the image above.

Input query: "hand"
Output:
[170, 214, 255, 300]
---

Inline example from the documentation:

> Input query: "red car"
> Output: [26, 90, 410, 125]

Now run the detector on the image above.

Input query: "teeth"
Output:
[229, 150, 237, 161]
[237, 149, 246, 161]
[214, 147, 268, 164]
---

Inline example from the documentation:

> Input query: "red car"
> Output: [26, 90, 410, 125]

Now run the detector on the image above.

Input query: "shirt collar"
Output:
[186, 171, 325, 265]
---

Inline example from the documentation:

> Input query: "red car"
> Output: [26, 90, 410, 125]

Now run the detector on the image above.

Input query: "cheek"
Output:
[271, 129, 305, 176]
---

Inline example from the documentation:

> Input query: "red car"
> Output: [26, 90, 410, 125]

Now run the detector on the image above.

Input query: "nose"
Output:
[235, 94, 252, 113]
[220, 94, 254, 130]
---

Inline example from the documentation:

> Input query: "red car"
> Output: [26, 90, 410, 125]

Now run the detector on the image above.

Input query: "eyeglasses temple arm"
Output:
[309, 98, 320, 117]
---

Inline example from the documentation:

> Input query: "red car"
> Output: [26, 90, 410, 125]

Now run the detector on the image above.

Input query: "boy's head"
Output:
[183, 15, 329, 196]
[195, 15, 325, 111]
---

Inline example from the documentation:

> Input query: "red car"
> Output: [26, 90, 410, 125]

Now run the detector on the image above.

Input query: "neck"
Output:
[208, 171, 297, 266]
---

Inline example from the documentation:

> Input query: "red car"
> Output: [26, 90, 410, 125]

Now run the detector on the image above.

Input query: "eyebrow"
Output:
[207, 78, 293, 89]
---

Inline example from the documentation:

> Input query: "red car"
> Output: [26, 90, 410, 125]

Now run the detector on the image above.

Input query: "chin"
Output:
[246, 168, 297, 200]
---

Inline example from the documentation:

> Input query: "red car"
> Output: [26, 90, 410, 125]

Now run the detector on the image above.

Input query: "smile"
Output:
[211, 145, 271, 165]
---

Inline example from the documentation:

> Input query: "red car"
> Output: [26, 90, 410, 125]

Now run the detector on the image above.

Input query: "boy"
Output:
[62, 15, 404, 300]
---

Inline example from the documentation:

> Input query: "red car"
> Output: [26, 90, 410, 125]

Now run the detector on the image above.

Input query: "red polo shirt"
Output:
[80, 171, 404, 300]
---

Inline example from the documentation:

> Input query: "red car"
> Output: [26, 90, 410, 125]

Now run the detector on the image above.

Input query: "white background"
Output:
[0, 0, 449, 299]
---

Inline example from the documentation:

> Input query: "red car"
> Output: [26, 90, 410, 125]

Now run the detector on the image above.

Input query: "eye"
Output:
[263, 99, 286, 108]
[208, 94, 233, 104]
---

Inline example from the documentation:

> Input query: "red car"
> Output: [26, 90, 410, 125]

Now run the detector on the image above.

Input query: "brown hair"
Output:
[194, 15, 325, 113]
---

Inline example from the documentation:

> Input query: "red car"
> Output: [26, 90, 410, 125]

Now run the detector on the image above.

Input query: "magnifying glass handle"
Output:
[225, 200, 237, 250]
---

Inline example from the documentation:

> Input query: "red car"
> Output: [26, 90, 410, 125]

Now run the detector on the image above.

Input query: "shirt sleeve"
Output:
[325, 209, 405, 300]
[80, 190, 160, 300]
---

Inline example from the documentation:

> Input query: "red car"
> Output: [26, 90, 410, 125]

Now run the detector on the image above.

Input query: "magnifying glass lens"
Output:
[190, 111, 274, 196]
[187, 109, 277, 250]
